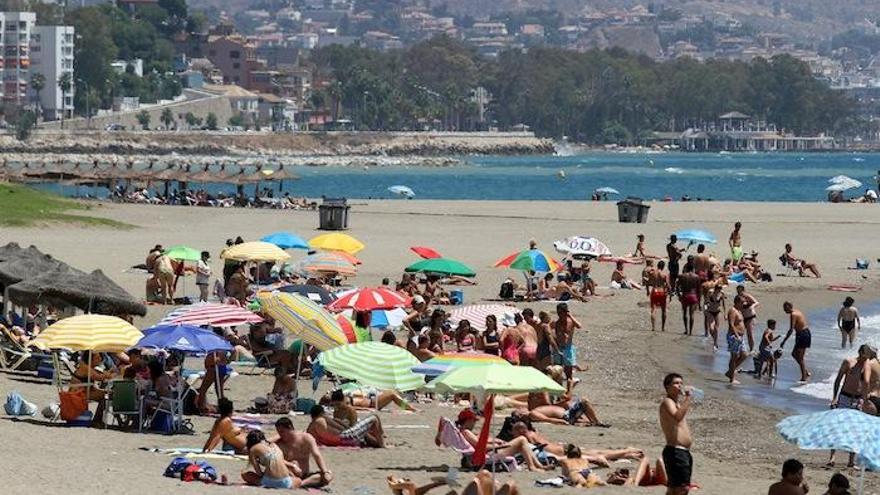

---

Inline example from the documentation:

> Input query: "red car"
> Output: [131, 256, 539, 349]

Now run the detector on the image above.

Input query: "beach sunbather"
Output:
[203, 398, 248, 454]
[455, 408, 545, 471]
[387, 470, 520, 495]
[307, 404, 385, 448]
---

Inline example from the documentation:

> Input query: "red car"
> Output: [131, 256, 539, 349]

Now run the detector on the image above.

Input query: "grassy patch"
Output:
[0, 182, 130, 228]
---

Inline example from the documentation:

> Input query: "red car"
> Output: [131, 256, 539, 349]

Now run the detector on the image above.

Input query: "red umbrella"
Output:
[335, 314, 359, 343]
[327, 287, 411, 312]
[471, 395, 495, 467]
[493, 250, 521, 268]
[410, 246, 442, 259]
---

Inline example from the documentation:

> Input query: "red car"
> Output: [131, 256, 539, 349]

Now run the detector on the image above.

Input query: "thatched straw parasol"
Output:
[0, 246, 70, 290]
[7, 268, 146, 317]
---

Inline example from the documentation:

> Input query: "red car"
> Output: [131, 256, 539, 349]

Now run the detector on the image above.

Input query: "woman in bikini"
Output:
[203, 397, 248, 453]
[704, 285, 727, 351]
[837, 297, 860, 349]
[243, 430, 300, 489]
[500, 321, 524, 365]
[455, 319, 476, 352]
[480, 315, 500, 355]
[734, 285, 760, 353]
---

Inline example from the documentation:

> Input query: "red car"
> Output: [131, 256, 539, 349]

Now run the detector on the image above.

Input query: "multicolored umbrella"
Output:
[334, 314, 371, 344]
[309, 233, 365, 255]
[296, 252, 357, 276]
[426, 364, 565, 395]
[448, 304, 521, 332]
[318, 342, 424, 391]
[412, 352, 509, 378]
[327, 287, 410, 312]
[164, 245, 201, 262]
[405, 258, 476, 277]
[257, 291, 348, 351]
[778, 408, 880, 494]
[261, 232, 309, 250]
[158, 302, 263, 327]
[410, 246, 442, 259]
[33, 314, 142, 352]
[498, 249, 560, 272]
[221, 241, 291, 262]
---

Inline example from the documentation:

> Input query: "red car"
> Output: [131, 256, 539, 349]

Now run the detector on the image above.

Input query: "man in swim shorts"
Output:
[554, 303, 582, 392]
[780, 301, 812, 382]
[648, 260, 669, 332]
[659, 373, 694, 495]
[725, 306, 748, 384]
[666, 235, 684, 292]
[729, 222, 743, 262]
[676, 261, 701, 336]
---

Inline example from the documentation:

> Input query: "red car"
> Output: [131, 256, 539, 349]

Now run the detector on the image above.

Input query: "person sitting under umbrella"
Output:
[453, 408, 545, 472]
[70, 352, 116, 428]
[306, 404, 385, 448]
[319, 387, 417, 413]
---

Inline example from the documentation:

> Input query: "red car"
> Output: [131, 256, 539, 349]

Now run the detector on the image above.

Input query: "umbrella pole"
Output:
[293, 343, 305, 401]
[858, 463, 865, 495]
[214, 357, 223, 400]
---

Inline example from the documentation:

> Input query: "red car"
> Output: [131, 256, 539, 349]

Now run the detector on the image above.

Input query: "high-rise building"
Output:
[0, 12, 37, 105]
[30, 25, 75, 120]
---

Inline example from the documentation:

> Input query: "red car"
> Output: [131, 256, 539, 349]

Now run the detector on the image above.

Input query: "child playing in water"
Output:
[837, 297, 860, 349]
[757, 319, 781, 379]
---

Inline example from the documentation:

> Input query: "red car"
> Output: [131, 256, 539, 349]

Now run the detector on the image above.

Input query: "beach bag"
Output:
[856, 259, 869, 270]
[267, 394, 292, 414]
[58, 389, 88, 422]
[498, 281, 514, 300]
[295, 397, 316, 413]
[164, 457, 193, 478]
[151, 410, 175, 433]
[5, 391, 37, 416]
[182, 461, 218, 483]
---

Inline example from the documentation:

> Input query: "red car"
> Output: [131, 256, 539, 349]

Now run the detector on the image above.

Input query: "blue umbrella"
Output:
[388, 185, 415, 198]
[261, 232, 309, 250]
[778, 408, 880, 494]
[136, 324, 232, 354]
[674, 229, 717, 244]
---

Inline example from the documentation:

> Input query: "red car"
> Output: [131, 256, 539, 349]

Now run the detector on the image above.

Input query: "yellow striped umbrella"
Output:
[33, 314, 143, 352]
[308, 233, 365, 255]
[221, 241, 291, 262]
[256, 291, 347, 351]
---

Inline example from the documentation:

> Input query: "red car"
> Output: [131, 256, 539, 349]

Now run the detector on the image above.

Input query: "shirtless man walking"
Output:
[729, 222, 743, 262]
[780, 301, 812, 382]
[693, 245, 712, 281]
[725, 306, 748, 384]
[676, 262, 701, 336]
[666, 235, 684, 292]
[864, 348, 880, 416]
[647, 260, 670, 332]
[828, 344, 876, 467]
[554, 303, 582, 392]
[273, 417, 333, 488]
[659, 373, 694, 495]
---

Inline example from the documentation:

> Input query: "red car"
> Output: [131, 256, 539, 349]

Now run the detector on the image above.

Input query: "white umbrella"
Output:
[553, 236, 612, 258]
[388, 185, 415, 198]
[594, 187, 620, 195]
[826, 179, 862, 192]
[829, 175, 855, 184]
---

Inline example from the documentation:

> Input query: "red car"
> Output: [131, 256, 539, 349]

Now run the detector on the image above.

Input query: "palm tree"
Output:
[160, 107, 174, 130]
[57, 72, 72, 128]
[30, 73, 45, 120]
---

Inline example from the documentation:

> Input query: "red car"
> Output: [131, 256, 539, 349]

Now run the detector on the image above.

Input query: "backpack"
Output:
[498, 281, 514, 300]
[164, 457, 193, 479]
[164, 457, 217, 483]
[5, 391, 37, 416]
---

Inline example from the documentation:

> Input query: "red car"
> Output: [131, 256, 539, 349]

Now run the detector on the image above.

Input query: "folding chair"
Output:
[434, 417, 518, 472]
[778, 254, 797, 277]
[109, 380, 144, 432]
[0, 325, 34, 371]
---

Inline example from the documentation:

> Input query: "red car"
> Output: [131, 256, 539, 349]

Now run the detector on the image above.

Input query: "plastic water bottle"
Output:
[686, 387, 705, 404]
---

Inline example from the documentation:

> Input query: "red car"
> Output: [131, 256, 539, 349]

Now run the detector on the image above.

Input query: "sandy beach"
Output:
[2, 198, 880, 495]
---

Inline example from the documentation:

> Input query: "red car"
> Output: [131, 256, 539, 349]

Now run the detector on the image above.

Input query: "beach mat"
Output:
[140, 447, 247, 461]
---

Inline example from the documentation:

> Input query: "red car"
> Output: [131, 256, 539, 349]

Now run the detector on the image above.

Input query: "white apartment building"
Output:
[30, 25, 75, 120]
[0, 12, 36, 105]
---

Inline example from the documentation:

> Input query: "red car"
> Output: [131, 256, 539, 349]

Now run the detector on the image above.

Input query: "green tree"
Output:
[136, 110, 151, 130]
[228, 114, 245, 128]
[14, 110, 36, 141]
[160, 107, 174, 129]
[184, 112, 201, 129]
[57, 72, 72, 127]
[205, 112, 218, 131]
[29, 73, 46, 118]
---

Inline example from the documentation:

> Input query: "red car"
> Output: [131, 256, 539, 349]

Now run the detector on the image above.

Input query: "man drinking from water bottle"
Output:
[659, 373, 694, 495]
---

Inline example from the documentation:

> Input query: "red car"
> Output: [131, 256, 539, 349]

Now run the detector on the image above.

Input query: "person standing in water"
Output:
[836, 297, 860, 350]
[733, 285, 760, 353]
[828, 344, 876, 468]
[725, 305, 748, 384]
[780, 301, 812, 382]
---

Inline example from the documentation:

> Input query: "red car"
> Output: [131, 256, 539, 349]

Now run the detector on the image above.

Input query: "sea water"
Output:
[693, 300, 880, 414]
[38, 151, 880, 202]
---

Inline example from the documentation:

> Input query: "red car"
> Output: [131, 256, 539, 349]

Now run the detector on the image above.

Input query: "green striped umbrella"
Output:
[318, 342, 425, 391]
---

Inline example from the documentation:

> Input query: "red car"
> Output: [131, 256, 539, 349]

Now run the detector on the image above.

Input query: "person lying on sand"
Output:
[501, 418, 642, 467]
[320, 387, 417, 413]
[307, 404, 385, 448]
[454, 408, 545, 471]
[526, 391, 610, 427]
[605, 454, 668, 487]
[387, 470, 520, 495]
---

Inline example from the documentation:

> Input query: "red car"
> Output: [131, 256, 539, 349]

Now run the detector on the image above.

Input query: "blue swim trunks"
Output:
[555, 344, 577, 367]
[262, 475, 293, 489]
[727, 333, 745, 355]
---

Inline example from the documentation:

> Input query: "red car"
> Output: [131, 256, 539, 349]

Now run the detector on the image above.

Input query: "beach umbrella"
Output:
[777, 408, 880, 494]
[164, 245, 201, 262]
[388, 185, 415, 198]
[33, 314, 142, 352]
[826, 178, 862, 192]
[334, 315, 372, 343]
[405, 258, 476, 277]
[221, 241, 291, 262]
[326, 287, 411, 312]
[448, 304, 520, 332]
[330, 250, 362, 265]
[497, 249, 560, 272]
[594, 187, 620, 195]
[277, 284, 334, 305]
[136, 324, 232, 354]
[367, 308, 407, 328]
[412, 352, 509, 378]
[318, 342, 425, 391]
[296, 252, 357, 276]
[829, 175, 857, 184]
[410, 246, 442, 259]
[674, 229, 717, 244]
[553, 236, 612, 258]
[426, 364, 564, 395]
[261, 232, 309, 250]
[158, 302, 263, 327]
[308, 233, 365, 255]
[257, 291, 348, 351]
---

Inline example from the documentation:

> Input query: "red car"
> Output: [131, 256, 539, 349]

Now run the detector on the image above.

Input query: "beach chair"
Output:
[0, 325, 34, 371]
[434, 417, 517, 472]
[778, 254, 797, 277]
[109, 380, 144, 432]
